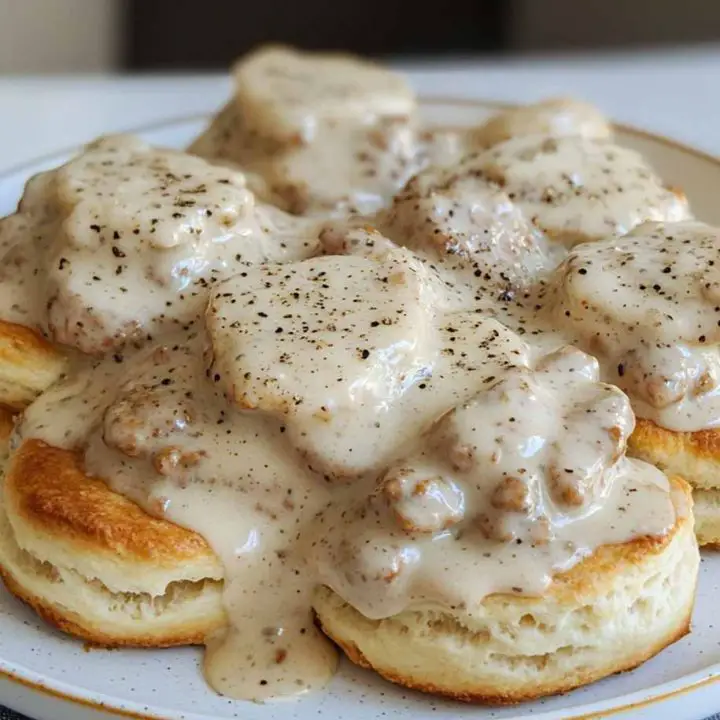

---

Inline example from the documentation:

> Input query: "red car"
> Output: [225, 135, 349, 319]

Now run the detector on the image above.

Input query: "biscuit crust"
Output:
[0, 407, 13, 457]
[0, 321, 68, 410]
[0, 440, 226, 646]
[4, 440, 221, 574]
[0, 560, 224, 648]
[629, 415, 720, 527]
[314, 477, 697, 704]
[629, 419, 720, 491]
[626, 420, 720, 547]
[694, 488, 720, 548]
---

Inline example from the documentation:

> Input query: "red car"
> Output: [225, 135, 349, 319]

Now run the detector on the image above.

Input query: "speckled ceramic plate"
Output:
[1, 100, 719, 720]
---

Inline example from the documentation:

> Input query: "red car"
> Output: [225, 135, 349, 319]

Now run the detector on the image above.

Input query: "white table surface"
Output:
[0, 45, 719, 720]
[1, 45, 720, 173]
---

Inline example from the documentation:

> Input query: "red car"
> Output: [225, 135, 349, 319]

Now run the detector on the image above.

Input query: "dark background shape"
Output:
[123, 0, 510, 70]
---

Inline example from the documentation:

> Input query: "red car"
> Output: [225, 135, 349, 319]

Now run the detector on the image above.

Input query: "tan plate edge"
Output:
[1, 96, 717, 181]
[571, 671, 720, 719]
[1, 666, 173, 720]
[3, 659, 719, 720]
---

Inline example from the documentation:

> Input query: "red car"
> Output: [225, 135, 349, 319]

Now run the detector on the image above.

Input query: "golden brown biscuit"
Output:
[629, 418, 720, 491]
[314, 477, 697, 704]
[0, 407, 14, 458]
[0, 440, 225, 646]
[688, 489, 720, 548]
[629, 419, 720, 547]
[0, 321, 68, 410]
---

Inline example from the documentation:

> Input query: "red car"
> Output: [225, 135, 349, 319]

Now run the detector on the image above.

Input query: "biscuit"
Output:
[0, 430, 699, 703]
[314, 476, 697, 703]
[694, 489, 720, 547]
[231, 45, 416, 144]
[0, 439, 225, 646]
[629, 418, 720, 491]
[0, 321, 67, 410]
[628, 419, 720, 548]
[474, 98, 613, 148]
[0, 406, 14, 459]
[475, 135, 691, 246]
[189, 47, 422, 215]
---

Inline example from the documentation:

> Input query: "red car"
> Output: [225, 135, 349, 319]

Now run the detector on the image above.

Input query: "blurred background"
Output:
[1, 0, 719, 74]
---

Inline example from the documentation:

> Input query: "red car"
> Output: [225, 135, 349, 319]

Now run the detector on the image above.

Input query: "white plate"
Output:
[1, 99, 719, 720]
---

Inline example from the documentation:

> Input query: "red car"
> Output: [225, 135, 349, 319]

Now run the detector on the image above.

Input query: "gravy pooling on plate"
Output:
[0, 46, 707, 702]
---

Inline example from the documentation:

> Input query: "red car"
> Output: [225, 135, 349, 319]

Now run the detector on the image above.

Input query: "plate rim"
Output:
[1, 95, 718, 180]
[1, 95, 719, 720]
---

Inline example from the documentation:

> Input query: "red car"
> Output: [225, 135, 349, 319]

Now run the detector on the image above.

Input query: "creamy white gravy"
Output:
[549, 221, 720, 430]
[0, 135, 321, 354]
[0, 48, 699, 703]
[475, 134, 691, 246]
[312, 345, 673, 621]
[188, 48, 472, 217]
[473, 97, 613, 148]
